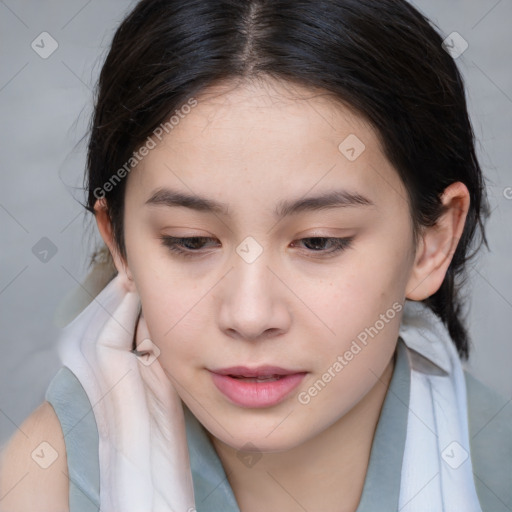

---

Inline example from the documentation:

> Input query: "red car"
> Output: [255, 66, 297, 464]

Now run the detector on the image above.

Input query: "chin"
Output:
[210, 417, 314, 453]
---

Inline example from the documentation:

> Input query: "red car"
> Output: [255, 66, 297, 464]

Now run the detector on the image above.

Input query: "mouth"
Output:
[211, 365, 303, 378]
[229, 374, 286, 383]
[208, 366, 307, 408]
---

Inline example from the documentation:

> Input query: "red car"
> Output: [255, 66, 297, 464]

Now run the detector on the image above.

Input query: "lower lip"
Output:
[210, 372, 307, 408]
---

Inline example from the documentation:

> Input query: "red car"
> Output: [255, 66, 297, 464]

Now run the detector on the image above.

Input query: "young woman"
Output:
[1, 0, 510, 511]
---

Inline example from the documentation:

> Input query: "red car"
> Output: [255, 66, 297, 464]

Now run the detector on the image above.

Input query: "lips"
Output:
[231, 375, 284, 382]
[209, 365, 307, 408]
[211, 365, 301, 378]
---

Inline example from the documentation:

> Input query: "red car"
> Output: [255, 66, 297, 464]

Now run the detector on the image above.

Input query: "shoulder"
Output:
[464, 371, 512, 512]
[0, 401, 69, 512]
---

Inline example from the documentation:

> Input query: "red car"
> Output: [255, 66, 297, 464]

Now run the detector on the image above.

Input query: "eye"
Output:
[159, 236, 219, 257]
[159, 235, 354, 259]
[290, 237, 354, 257]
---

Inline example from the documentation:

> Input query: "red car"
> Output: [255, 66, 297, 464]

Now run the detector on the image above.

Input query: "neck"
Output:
[209, 353, 396, 512]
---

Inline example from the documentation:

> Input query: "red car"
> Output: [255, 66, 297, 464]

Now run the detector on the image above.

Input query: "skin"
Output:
[0, 402, 69, 511]
[0, 77, 469, 512]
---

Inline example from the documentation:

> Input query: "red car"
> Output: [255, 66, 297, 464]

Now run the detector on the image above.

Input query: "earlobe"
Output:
[405, 182, 470, 301]
[93, 198, 137, 293]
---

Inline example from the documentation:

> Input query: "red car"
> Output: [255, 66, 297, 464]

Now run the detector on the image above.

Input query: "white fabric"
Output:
[56, 272, 482, 511]
[398, 301, 482, 512]
[57, 272, 195, 512]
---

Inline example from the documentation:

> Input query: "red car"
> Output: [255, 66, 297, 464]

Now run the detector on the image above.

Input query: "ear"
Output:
[93, 198, 137, 293]
[405, 182, 470, 301]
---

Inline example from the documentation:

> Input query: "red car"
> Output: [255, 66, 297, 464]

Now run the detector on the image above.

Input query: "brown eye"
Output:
[160, 236, 220, 257]
[291, 237, 354, 256]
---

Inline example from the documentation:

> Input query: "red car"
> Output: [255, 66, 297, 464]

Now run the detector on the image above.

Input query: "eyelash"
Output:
[159, 235, 354, 259]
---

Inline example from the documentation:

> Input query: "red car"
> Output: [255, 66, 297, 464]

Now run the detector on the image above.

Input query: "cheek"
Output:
[306, 245, 409, 332]
[133, 271, 206, 364]
[298, 248, 409, 389]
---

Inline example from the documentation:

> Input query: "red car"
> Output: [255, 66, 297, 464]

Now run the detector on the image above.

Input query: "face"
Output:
[116, 78, 418, 452]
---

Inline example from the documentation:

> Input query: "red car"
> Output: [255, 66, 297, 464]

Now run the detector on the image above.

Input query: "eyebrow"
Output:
[145, 187, 374, 218]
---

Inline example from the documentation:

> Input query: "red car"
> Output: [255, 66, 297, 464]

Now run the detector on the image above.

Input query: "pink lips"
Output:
[209, 365, 307, 408]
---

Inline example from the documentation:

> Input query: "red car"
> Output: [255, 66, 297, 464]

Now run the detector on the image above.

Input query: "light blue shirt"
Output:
[45, 338, 512, 511]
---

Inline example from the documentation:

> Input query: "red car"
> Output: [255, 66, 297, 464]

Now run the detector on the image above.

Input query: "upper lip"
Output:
[209, 366, 305, 378]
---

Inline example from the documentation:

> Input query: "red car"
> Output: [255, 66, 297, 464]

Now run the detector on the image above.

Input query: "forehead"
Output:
[127, 78, 408, 213]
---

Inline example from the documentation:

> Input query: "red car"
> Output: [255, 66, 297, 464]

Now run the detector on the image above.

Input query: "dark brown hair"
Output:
[84, 0, 489, 358]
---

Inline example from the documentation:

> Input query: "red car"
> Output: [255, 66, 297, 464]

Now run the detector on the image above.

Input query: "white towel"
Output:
[58, 272, 195, 512]
[56, 272, 482, 511]
[398, 301, 482, 511]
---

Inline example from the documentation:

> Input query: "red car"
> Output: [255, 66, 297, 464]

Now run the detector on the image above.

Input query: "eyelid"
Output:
[158, 234, 355, 259]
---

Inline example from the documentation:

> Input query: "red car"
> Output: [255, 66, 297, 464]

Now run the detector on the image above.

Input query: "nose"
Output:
[217, 253, 292, 342]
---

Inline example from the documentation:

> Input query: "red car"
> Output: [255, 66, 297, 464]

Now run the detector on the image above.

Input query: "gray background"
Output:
[1, 0, 511, 447]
